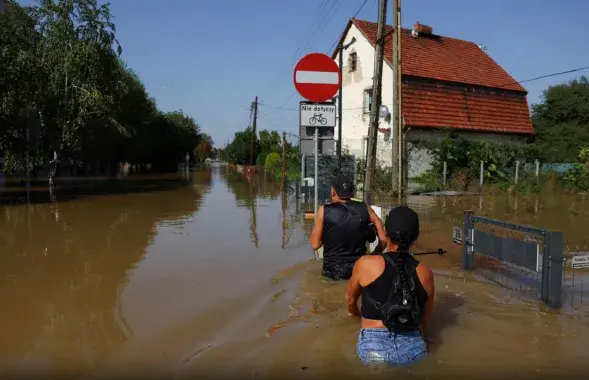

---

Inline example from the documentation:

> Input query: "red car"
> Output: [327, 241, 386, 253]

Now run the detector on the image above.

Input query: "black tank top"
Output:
[322, 200, 369, 266]
[361, 254, 428, 321]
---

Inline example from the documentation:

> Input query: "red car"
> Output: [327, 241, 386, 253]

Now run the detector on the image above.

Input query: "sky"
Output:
[18, 0, 589, 147]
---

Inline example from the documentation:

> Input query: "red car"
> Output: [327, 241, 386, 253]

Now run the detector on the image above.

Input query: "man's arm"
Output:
[309, 206, 324, 251]
[417, 264, 435, 331]
[346, 258, 364, 316]
[367, 205, 387, 246]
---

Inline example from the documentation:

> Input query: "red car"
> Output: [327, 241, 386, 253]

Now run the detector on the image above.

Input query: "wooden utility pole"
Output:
[391, 0, 400, 195]
[281, 131, 286, 190]
[362, 0, 388, 205]
[396, 0, 404, 196]
[249, 96, 258, 166]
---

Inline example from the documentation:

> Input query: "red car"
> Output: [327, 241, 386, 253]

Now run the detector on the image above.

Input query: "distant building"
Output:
[0, 0, 6, 13]
[332, 18, 534, 180]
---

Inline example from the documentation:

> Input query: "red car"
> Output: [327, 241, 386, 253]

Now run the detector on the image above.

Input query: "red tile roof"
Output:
[337, 19, 534, 135]
[403, 80, 534, 134]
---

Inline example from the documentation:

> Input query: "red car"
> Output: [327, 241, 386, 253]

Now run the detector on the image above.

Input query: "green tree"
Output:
[1, 0, 210, 177]
[258, 129, 281, 154]
[223, 128, 258, 165]
[194, 133, 213, 162]
[531, 76, 589, 162]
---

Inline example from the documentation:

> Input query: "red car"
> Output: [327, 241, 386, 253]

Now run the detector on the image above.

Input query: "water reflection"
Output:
[373, 193, 589, 246]
[0, 181, 206, 375]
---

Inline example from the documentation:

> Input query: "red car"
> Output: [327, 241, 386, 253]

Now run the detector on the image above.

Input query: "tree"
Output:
[531, 76, 589, 162]
[223, 128, 258, 165]
[0, 0, 212, 177]
[194, 133, 213, 162]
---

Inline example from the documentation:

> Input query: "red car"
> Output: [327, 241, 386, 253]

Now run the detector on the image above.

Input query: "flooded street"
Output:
[1, 167, 589, 378]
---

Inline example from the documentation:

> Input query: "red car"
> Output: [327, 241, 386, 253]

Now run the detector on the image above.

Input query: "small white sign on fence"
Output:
[369, 205, 383, 253]
[571, 254, 589, 269]
[452, 227, 463, 245]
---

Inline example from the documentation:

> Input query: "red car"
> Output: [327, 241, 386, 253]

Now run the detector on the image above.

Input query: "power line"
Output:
[498, 65, 589, 89]
[327, 0, 371, 54]
[261, 0, 341, 102]
[274, 0, 373, 112]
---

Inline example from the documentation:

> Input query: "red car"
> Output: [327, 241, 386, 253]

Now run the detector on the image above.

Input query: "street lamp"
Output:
[379, 104, 390, 118]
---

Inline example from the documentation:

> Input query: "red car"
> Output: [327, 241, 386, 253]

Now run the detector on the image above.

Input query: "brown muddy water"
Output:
[1, 166, 589, 379]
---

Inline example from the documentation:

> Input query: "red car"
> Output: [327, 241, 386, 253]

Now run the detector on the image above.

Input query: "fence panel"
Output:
[462, 211, 564, 309]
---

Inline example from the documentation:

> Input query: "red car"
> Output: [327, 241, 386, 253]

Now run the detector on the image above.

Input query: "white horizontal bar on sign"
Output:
[295, 70, 339, 85]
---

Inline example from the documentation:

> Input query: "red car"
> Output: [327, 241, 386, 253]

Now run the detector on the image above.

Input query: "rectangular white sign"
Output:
[368, 205, 383, 253]
[300, 103, 336, 128]
[571, 254, 589, 269]
[452, 226, 463, 245]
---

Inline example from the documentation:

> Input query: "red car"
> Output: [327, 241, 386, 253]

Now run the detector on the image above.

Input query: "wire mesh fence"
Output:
[563, 246, 589, 313]
[468, 221, 544, 300]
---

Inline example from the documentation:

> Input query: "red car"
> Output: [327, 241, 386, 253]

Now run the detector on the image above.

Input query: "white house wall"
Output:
[334, 24, 394, 167]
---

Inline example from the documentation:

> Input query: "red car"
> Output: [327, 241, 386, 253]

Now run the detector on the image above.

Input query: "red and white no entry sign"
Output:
[293, 53, 341, 103]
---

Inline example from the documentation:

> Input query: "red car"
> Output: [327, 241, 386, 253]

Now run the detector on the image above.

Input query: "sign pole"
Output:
[314, 126, 319, 221]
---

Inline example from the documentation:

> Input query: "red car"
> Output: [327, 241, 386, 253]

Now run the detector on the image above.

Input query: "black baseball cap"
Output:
[330, 174, 355, 198]
[385, 205, 420, 243]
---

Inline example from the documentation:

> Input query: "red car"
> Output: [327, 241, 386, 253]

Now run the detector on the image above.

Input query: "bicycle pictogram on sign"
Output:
[309, 113, 327, 126]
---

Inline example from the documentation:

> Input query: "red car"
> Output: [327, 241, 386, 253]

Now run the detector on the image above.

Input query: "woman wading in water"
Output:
[346, 206, 435, 366]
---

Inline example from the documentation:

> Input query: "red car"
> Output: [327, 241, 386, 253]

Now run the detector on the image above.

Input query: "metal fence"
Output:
[461, 211, 565, 308]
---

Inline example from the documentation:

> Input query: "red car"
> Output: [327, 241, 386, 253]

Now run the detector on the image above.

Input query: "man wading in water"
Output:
[346, 206, 435, 366]
[309, 174, 387, 280]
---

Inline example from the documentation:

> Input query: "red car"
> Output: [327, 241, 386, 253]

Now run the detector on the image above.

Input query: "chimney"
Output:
[413, 22, 433, 36]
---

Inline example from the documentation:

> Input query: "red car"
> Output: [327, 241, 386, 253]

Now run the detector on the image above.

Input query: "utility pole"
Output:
[391, 0, 400, 195]
[337, 42, 344, 173]
[395, 0, 404, 196]
[281, 131, 286, 190]
[249, 96, 258, 166]
[362, 0, 388, 205]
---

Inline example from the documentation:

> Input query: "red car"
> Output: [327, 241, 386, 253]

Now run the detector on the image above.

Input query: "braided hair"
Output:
[393, 231, 415, 306]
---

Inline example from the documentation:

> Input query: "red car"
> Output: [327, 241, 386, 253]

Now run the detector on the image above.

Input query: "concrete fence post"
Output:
[462, 210, 475, 270]
[479, 161, 484, 191]
[442, 161, 447, 186]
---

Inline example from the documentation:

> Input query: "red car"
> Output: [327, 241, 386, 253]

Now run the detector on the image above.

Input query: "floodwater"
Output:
[1, 166, 589, 379]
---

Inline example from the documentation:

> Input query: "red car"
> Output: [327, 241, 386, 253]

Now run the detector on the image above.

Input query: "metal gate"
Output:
[461, 211, 564, 309]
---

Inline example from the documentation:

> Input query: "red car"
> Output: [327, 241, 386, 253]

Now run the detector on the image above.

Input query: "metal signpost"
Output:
[293, 53, 341, 237]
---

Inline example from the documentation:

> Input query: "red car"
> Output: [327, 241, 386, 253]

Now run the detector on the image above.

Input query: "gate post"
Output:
[462, 210, 474, 270]
[543, 230, 564, 308]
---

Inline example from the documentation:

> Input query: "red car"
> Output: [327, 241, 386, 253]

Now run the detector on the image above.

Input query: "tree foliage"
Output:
[0, 0, 209, 175]
[219, 127, 300, 181]
[531, 76, 589, 162]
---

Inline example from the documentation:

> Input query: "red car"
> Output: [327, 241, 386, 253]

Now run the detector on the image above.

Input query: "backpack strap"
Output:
[362, 253, 399, 309]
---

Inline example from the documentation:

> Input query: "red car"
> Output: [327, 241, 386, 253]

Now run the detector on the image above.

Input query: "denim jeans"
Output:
[356, 328, 428, 366]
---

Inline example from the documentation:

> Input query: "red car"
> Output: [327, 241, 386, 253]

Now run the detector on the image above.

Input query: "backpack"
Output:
[363, 253, 423, 333]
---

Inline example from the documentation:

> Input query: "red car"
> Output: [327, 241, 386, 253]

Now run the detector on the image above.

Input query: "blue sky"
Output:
[19, 0, 589, 146]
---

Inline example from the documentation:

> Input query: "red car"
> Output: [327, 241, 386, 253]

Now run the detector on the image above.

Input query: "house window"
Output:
[362, 135, 369, 159]
[348, 52, 357, 72]
[363, 88, 373, 114]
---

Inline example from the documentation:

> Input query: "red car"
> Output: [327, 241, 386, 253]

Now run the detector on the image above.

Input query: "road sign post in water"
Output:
[293, 53, 341, 103]
[293, 53, 340, 261]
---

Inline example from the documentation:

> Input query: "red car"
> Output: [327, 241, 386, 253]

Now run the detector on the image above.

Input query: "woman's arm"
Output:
[346, 259, 365, 316]
[417, 263, 435, 331]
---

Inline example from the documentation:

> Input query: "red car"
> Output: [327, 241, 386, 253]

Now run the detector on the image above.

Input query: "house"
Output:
[332, 18, 534, 180]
